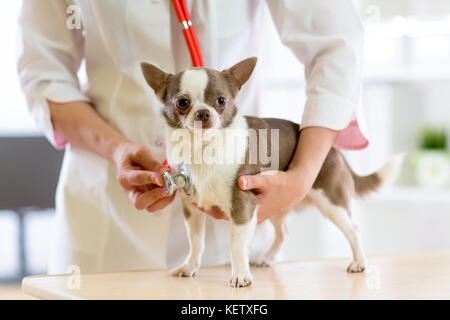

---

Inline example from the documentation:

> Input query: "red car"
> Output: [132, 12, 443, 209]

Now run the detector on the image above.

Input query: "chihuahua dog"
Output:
[141, 57, 402, 287]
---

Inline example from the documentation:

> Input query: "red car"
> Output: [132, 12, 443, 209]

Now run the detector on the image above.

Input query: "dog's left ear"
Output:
[223, 57, 257, 91]
[140, 62, 172, 100]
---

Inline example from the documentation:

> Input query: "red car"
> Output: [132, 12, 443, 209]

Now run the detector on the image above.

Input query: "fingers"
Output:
[128, 186, 174, 212]
[132, 187, 169, 211]
[256, 207, 269, 224]
[132, 146, 164, 172]
[119, 170, 163, 189]
[238, 174, 267, 192]
[146, 194, 175, 213]
[115, 143, 173, 213]
[128, 188, 142, 205]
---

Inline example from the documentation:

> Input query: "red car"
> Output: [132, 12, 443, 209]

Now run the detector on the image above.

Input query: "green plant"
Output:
[419, 127, 447, 150]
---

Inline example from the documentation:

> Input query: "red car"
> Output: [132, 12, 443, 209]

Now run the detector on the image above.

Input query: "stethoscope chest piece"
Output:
[162, 167, 193, 196]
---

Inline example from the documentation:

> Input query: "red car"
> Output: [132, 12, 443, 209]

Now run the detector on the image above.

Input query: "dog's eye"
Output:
[216, 97, 226, 109]
[176, 98, 190, 112]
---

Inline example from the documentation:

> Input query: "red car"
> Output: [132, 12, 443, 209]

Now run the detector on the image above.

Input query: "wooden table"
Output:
[22, 251, 450, 300]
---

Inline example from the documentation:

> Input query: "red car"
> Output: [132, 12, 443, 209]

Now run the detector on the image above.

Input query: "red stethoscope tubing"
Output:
[179, 0, 203, 66]
[163, 0, 204, 171]
[171, 0, 204, 67]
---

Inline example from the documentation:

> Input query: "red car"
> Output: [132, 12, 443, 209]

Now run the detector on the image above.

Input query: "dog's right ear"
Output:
[140, 62, 172, 100]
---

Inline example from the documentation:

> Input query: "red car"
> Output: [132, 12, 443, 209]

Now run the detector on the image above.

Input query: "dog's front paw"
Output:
[170, 263, 199, 277]
[347, 260, 367, 273]
[229, 272, 253, 287]
[250, 258, 274, 268]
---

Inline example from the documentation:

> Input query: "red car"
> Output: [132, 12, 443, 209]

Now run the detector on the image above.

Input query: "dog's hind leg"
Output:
[170, 201, 206, 277]
[251, 211, 290, 267]
[308, 189, 367, 273]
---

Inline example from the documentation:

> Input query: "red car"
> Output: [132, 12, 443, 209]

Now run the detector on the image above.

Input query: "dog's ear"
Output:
[140, 62, 172, 100]
[223, 57, 257, 91]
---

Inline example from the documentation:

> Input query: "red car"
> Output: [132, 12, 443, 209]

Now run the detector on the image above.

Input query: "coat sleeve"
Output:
[266, 0, 369, 149]
[17, 0, 90, 149]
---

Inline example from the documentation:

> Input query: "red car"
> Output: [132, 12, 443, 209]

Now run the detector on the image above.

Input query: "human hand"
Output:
[193, 170, 308, 224]
[238, 170, 308, 224]
[194, 127, 336, 224]
[195, 170, 309, 224]
[237, 126, 338, 223]
[113, 142, 175, 212]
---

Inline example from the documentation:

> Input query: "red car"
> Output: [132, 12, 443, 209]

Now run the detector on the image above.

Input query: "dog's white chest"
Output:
[166, 116, 249, 215]
[185, 164, 240, 214]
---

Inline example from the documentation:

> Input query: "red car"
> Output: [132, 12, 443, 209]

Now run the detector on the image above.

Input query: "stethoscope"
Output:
[162, 0, 203, 196]
[171, 0, 204, 67]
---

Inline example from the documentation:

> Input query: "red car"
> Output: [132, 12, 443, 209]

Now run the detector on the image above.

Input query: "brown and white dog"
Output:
[141, 57, 403, 287]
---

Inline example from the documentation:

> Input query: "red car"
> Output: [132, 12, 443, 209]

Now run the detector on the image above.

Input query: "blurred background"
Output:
[1, 0, 450, 294]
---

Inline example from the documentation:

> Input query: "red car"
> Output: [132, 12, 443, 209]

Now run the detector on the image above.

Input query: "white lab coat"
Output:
[17, 0, 366, 274]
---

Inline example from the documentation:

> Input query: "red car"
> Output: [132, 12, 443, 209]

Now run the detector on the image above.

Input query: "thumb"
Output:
[238, 174, 267, 191]
[135, 148, 164, 172]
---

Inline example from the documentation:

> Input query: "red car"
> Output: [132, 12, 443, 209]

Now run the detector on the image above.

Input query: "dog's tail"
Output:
[351, 153, 405, 198]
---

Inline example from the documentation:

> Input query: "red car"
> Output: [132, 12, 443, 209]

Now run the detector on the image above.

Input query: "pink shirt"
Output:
[334, 119, 369, 150]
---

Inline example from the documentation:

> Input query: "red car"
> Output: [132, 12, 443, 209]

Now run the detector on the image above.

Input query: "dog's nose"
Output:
[194, 109, 210, 124]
